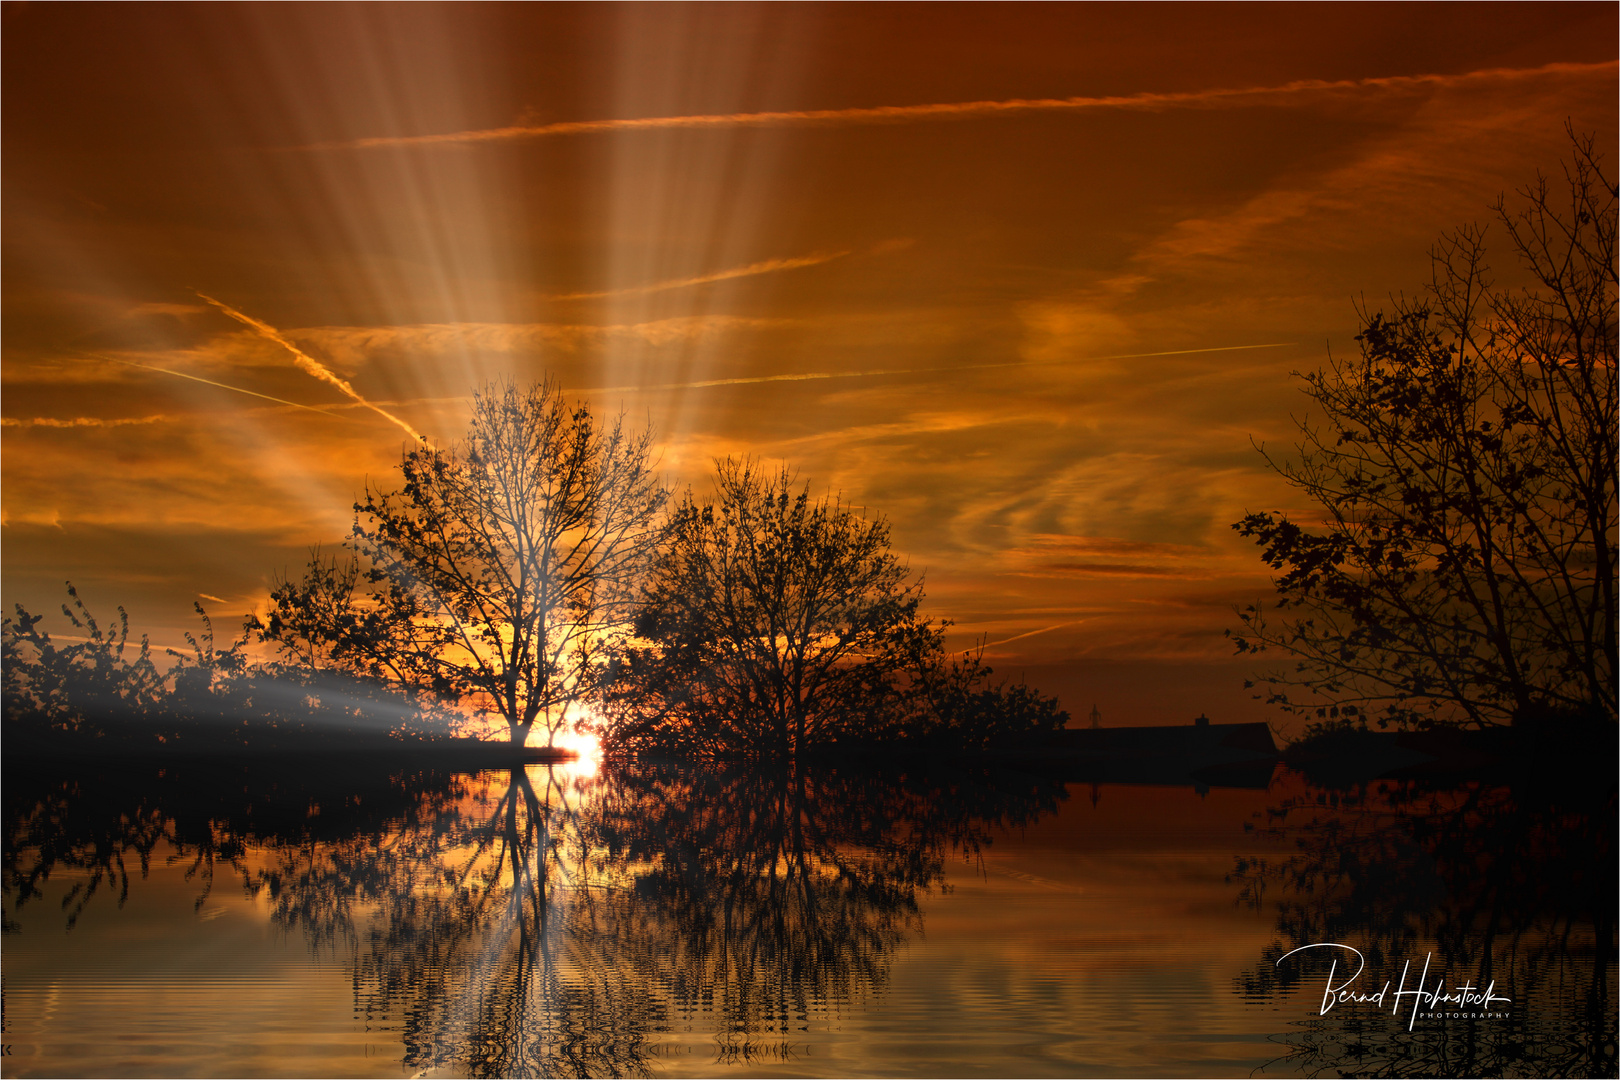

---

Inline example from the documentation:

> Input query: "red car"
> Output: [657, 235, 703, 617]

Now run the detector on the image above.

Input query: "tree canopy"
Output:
[606, 458, 1067, 757]
[607, 459, 935, 756]
[1232, 134, 1617, 732]
[259, 379, 666, 746]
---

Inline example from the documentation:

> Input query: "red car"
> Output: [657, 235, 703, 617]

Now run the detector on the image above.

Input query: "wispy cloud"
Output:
[197, 294, 425, 441]
[581, 341, 1296, 394]
[286, 318, 1285, 391]
[1028, 562, 1209, 579]
[2, 414, 169, 429]
[998, 533, 1243, 583]
[546, 251, 851, 301]
[127, 301, 208, 317]
[1121, 64, 1616, 279]
[298, 315, 787, 366]
[1013, 535, 1210, 559]
[311, 61, 1615, 151]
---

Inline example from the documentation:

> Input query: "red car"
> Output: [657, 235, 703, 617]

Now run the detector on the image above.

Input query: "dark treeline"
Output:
[2, 584, 460, 755]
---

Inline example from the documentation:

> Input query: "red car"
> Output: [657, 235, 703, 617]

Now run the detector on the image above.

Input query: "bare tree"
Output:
[261, 379, 666, 746]
[1232, 133, 1617, 732]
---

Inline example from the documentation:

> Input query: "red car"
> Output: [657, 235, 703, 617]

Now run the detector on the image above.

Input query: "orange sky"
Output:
[3, 3, 1616, 731]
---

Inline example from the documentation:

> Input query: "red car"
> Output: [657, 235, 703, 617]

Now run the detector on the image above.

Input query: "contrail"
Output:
[547, 251, 851, 301]
[582, 341, 1297, 395]
[979, 621, 1083, 649]
[310, 60, 1614, 151]
[81, 352, 349, 417]
[197, 294, 425, 441]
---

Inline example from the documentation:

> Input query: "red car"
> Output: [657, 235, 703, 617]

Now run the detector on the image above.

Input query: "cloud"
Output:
[298, 315, 789, 367]
[1013, 535, 1209, 558]
[0, 401, 394, 539]
[587, 342, 1296, 395]
[751, 409, 1053, 464]
[546, 250, 851, 301]
[1002, 537, 1234, 582]
[1120, 61, 1616, 282]
[2, 414, 169, 428]
[197, 294, 424, 441]
[310, 60, 1615, 151]
[274, 314, 1292, 401]
[1028, 562, 1209, 579]
[127, 301, 208, 317]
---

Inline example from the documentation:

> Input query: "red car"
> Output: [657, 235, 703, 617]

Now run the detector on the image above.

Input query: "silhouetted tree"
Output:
[249, 549, 430, 687]
[2, 583, 163, 743]
[907, 641, 1070, 752]
[608, 458, 940, 756]
[258, 379, 667, 746]
[2, 583, 459, 751]
[169, 602, 461, 744]
[1232, 134, 1617, 731]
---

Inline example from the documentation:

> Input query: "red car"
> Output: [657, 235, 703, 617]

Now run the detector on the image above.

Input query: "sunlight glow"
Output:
[527, 704, 604, 779]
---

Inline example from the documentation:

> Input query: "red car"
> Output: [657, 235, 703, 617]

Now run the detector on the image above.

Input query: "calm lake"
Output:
[4, 755, 1613, 1078]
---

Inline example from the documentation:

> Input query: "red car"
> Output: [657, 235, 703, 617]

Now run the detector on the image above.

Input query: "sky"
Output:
[3, 2, 1616, 730]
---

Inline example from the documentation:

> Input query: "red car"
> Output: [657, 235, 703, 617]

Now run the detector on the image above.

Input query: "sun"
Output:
[530, 703, 605, 778]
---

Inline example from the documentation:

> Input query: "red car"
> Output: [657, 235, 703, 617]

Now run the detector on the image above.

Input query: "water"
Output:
[3, 756, 1613, 1077]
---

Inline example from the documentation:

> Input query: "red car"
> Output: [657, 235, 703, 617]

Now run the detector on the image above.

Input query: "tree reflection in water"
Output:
[6, 758, 1065, 1076]
[12, 753, 1612, 1076]
[3, 760, 467, 935]
[335, 765, 664, 1078]
[1232, 774, 1616, 1078]
[314, 762, 1068, 1076]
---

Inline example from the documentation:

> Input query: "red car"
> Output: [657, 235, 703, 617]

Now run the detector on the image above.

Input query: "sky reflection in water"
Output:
[3, 759, 1613, 1077]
